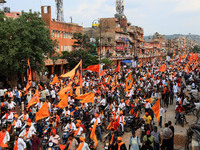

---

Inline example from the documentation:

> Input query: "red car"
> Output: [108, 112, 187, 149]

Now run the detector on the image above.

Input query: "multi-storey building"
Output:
[41, 6, 83, 75]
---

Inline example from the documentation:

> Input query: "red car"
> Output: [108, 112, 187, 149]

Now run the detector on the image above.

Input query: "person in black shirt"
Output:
[103, 128, 118, 150]
[168, 121, 175, 150]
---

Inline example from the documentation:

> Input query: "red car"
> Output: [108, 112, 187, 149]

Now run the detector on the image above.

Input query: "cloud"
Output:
[173, 0, 200, 13]
[2, 0, 200, 35]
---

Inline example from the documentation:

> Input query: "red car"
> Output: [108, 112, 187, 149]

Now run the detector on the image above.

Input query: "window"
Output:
[61, 46, 63, 51]
[57, 45, 59, 52]
[51, 30, 54, 37]
[57, 31, 59, 38]
[60, 32, 62, 38]
[53, 31, 57, 37]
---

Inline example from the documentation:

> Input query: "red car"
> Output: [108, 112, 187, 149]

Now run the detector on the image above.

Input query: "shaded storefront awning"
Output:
[44, 59, 68, 66]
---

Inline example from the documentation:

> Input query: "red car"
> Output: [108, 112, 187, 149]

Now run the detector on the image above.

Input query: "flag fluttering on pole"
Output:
[115, 62, 121, 72]
[80, 92, 95, 103]
[50, 74, 60, 85]
[75, 91, 92, 100]
[35, 101, 50, 121]
[90, 119, 98, 148]
[83, 64, 100, 72]
[152, 99, 161, 123]
[57, 94, 68, 109]
[100, 70, 105, 76]
[158, 64, 165, 72]
[60, 60, 82, 87]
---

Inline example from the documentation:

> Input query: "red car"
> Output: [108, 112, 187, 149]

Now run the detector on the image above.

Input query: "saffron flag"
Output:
[75, 91, 92, 100]
[60, 60, 82, 87]
[152, 99, 161, 123]
[158, 64, 165, 72]
[189, 52, 194, 64]
[90, 119, 98, 148]
[57, 94, 68, 109]
[138, 62, 143, 67]
[100, 70, 105, 76]
[178, 57, 182, 64]
[184, 65, 190, 73]
[50, 74, 60, 85]
[35, 102, 50, 121]
[59, 144, 66, 150]
[80, 92, 95, 103]
[27, 88, 40, 108]
[194, 53, 198, 61]
[58, 82, 72, 100]
[115, 62, 121, 72]
[83, 64, 100, 72]
[125, 68, 131, 77]
[26, 81, 32, 90]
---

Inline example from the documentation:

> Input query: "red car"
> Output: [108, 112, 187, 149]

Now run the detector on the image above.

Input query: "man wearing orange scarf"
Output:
[103, 128, 117, 150]
[77, 137, 90, 150]
[0, 126, 10, 149]
[14, 134, 26, 150]
[117, 111, 125, 134]
[90, 113, 102, 142]
[114, 137, 127, 150]
[66, 133, 78, 150]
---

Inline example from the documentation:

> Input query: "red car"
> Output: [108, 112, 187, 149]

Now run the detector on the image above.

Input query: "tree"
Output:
[61, 32, 99, 69]
[0, 10, 54, 86]
[192, 45, 200, 53]
[72, 32, 99, 56]
[101, 58, 112, 66]
[61, 50, 99, 69]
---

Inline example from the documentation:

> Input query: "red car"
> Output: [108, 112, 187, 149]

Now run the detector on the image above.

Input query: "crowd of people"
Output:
[0, 52, 199, 150]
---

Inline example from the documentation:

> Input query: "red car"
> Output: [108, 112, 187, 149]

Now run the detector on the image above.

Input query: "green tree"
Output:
[72, 32, 99, 56]
[101, 58, 112, 66]
[0, 10, 54, 86]
[61, 32, 99, 69]
[61, 50, 99, 69]
[192, 45, 200, 53]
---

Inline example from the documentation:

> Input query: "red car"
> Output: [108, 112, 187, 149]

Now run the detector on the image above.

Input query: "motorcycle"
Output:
[42, 135, 48, 149]
[47, 142, 59, 150]
[175, 112, 185, 127]
[124, 115, 133, 132]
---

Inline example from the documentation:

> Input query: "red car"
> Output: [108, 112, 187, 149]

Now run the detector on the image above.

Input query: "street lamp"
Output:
[92, 19, 109, 63]
[0, 0, 6, 3]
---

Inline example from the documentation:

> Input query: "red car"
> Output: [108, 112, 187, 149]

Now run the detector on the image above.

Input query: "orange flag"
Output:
[28, 70, 32, 81]
[76, 91, 92, 100]
[57, 94, 68, 109]
[90, 119, 98, 148]
[152, 99, 160, 123]
[83, 64, 100, 72]
[35, 101, 50, 121]
[28, 59, 31, 70]
[58, 82, 72, 99]
[107, 76, 112, 84]
[158, 64, 165, 72]
[178, 57, 182, 64]
[115, 62, 121, 72]
[194, 53, 198, 61]
[189, 52, 194, 64]
[184, 65, 190, 73]
[50, 74, 60, 85]
[138, 62, 143, 67]
[59, 144, 66, 150]
[80, 92, 95, 103]
[27, 88, 40, 108]
[100, 70, 105, 76]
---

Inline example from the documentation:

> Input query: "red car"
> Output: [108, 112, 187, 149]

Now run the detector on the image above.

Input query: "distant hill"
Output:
[144, 34, 200, 43]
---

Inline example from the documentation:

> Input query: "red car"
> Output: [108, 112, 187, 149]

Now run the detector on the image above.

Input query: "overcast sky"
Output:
[1, 0, 200, 36]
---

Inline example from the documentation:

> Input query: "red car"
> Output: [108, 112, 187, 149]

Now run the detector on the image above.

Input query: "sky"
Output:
[1, 0, 200, 36]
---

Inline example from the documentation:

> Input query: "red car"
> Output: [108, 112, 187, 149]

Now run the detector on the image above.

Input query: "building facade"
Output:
[41, 6, 83, 75]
